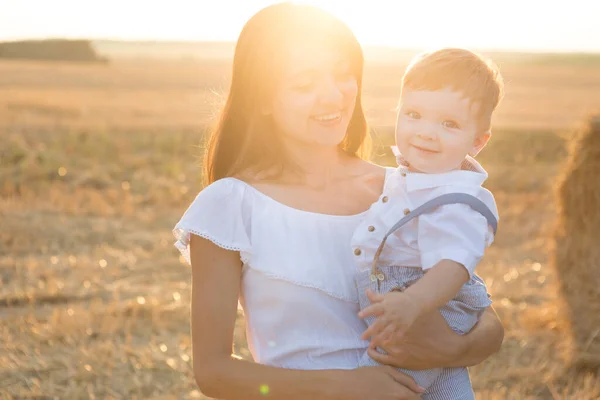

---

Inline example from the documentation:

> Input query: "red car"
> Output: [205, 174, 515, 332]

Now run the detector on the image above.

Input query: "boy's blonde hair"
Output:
[401, 48, 504, 131]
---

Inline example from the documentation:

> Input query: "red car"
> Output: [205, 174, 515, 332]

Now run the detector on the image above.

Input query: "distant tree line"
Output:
[0, 39, 108, 63]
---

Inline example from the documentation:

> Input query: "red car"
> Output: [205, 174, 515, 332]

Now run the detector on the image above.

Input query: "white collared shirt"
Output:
[350, 155, 499, 277]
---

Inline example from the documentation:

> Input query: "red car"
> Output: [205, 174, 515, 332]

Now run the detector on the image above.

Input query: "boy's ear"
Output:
[470, 131, 491, 157]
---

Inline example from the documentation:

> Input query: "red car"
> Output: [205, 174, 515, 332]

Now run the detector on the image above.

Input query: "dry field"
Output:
[1, 47, 600, 399]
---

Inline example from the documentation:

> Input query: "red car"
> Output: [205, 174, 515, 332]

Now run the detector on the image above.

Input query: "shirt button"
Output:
[368, 226, 375, 232]
[382, 196, 389, 203]
[354, 248, 362, 256]
[401, 172, 407, 177]
[403, 208, 410, 215]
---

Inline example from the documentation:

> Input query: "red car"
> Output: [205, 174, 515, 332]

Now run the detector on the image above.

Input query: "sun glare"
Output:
[284, 0, 600, 52]
[0, 0, 598, 52]
[292, 0, 491, 50]
[295, 0, 499, 50]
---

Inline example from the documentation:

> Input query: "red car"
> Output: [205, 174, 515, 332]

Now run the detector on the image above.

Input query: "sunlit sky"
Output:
[1, 0, 599, 52]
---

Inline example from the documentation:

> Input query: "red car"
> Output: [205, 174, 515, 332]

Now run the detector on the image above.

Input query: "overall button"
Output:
[401, 172, 407, 177]
[382, 196, 389, 203]
[403, 208, 410, 215]
[354, 248, 362, 256]
[368, 226, 375, 232]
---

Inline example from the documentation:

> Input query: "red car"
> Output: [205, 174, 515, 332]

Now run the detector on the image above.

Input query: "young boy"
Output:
[351, 48, 504, 399]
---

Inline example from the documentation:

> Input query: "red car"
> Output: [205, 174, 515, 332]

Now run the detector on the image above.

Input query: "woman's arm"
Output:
[366, 306, 504, 370]
[189, 235, 424, 400]
[444, 306, 504, 367]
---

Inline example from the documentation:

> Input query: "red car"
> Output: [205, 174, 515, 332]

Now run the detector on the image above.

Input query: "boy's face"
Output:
[395, 87, 490, 173]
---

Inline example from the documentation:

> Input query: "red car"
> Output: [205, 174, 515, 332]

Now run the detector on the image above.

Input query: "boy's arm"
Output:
[409, 201, 493, 313]
[402, 259, 469, 314]
[361, 202, 493, 343]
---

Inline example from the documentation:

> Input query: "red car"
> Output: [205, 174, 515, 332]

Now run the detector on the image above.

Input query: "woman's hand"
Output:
[341, 366, 425, 400]
[365, 307, 503, 370]
[366, 310, 466, 370]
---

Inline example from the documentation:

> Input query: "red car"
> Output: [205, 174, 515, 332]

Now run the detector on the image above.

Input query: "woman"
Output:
[173, 3, 504, 399]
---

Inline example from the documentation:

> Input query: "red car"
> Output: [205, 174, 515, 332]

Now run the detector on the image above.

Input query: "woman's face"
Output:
[267, 43, 358, 148]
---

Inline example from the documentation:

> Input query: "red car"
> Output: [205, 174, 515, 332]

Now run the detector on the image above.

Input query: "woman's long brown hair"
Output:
[204, 2, 370, 185]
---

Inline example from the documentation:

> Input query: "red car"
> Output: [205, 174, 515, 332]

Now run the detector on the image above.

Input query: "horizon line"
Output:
[1, 36, 599, 55]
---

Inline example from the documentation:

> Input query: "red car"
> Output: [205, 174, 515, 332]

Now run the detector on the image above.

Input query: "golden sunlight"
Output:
[0, 0, 598, 52]
[298, 0, 599, 51]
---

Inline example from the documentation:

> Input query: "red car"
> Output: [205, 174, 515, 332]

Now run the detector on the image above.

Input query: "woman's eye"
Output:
[407, 111, 421, 119]
[442, 120, 460, 129]
[293, 81, 315, 91]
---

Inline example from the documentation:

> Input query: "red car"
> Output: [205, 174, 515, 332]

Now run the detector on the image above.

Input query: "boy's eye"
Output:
[407, 111, 421, 119]
[442, 120, 460, 129]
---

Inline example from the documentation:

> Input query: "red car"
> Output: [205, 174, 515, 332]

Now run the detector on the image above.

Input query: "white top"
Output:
[173, 168, 395, 370]
[351, 156, 498, 278]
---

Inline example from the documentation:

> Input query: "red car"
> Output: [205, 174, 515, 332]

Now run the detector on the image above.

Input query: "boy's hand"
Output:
[358, 288, 425, 348]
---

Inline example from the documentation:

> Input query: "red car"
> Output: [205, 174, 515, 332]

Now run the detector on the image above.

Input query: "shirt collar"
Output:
[393, 149, 488, 192]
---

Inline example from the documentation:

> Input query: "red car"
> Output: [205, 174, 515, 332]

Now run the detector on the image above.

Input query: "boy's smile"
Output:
[395, 87, 490, 173]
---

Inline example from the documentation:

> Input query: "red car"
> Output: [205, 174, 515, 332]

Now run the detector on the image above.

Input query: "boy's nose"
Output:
[416, 125, 437, 141]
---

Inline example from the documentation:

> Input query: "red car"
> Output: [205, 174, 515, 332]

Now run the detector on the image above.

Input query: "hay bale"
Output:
[551, 114, 600, 372]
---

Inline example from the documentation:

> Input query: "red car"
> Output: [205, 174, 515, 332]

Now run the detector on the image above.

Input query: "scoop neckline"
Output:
[225, 167, 391, 220]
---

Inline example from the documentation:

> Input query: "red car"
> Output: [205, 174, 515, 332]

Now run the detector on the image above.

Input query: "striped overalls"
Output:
[356, 193, 498, 400]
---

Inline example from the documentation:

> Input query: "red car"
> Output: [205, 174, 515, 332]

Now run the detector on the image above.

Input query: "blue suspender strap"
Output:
[370, 193, 498, 274]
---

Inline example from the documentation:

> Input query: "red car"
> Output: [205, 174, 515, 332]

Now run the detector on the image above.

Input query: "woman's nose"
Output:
[318, 76, 344, 104]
